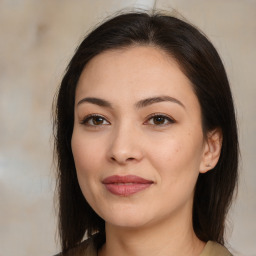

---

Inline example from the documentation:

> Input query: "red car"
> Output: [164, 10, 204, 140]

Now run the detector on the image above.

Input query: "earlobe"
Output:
[199, 128, 222, 173]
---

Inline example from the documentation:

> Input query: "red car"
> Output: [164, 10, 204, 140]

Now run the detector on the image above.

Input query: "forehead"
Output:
[78, 46, 179, 83]
[75, 46, 197, 108]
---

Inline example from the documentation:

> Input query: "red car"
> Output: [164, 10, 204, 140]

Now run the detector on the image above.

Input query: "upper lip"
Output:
[102, 175, 153, 184]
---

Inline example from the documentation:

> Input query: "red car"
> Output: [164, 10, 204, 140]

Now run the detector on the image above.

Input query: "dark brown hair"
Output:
[54, 11, 238, 253]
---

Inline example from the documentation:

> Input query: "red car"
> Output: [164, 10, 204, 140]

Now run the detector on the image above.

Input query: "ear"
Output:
[199, 128, 222, 173]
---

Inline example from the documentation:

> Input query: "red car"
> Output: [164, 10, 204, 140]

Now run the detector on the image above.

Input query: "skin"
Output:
[71, 46, 222, 256]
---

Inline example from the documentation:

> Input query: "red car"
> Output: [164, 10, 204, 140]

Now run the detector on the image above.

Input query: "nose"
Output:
[107, 124, 144, 165]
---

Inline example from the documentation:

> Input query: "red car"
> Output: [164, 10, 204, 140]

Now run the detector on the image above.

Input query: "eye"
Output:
[81, 114, 110, 126]
[145, 114, 175, 126]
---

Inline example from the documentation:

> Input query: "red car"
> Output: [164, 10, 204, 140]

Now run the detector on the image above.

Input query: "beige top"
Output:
[200, 241, 232, 256]
[60, 238, 232, 256]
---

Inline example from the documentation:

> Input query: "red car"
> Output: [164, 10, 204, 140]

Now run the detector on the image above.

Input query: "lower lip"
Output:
[104, 183, 152, 196]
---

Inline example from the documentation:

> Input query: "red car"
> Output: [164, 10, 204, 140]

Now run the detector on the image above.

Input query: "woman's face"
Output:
[71, 46, 209, 229]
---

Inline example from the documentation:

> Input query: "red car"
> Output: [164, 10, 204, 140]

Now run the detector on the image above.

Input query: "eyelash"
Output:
[80, 114, 110, 126]
[80, 113, 175, 127]
[145, 113, 175, 126]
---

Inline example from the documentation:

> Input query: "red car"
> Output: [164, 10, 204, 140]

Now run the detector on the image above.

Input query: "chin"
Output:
[102, 207, 151, 229]
[107, 216, 150, 229]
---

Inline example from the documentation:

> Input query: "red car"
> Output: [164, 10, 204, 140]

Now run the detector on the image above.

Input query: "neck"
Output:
[98, 206, 205, 256]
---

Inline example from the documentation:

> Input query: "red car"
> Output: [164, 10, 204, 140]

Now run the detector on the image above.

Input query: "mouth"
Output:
[102, 175, 153, 196]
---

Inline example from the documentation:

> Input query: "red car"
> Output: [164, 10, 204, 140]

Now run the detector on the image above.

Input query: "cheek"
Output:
[71, 132, 105, 195]
[72, 132, 103, 170]
[149, 129, 203, 182]
[149, 133, 203, 211]
[71, 132, 109, 216]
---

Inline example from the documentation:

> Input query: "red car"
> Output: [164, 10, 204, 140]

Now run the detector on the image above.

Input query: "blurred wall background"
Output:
[0, 0, 255, 255]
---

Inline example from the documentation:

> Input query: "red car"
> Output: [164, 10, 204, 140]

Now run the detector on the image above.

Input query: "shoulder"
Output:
[54, 237, 97, 256]
[200, 241, 233, 256]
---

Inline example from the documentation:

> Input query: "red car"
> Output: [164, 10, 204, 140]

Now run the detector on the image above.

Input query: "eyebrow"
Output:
[77, 97, 113, 108]
[77, 96, 185, 109]
[135, 96, 185, 109]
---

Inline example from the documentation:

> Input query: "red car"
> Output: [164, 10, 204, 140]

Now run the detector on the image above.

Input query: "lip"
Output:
[102, 175, 153, 196]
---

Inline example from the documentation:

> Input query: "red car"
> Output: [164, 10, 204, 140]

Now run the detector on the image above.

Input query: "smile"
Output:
[102, 175, 153, 196]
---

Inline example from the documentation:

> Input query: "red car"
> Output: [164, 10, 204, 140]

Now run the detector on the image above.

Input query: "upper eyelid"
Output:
[145, 113, 175, 122]
[80, 113, 175, 124]
[80, 114, 110, 124]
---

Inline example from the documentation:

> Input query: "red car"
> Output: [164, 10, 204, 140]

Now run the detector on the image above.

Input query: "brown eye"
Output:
[153, 116, 166, 125]
[81, 115, 110, 126]
[146, 114, 175, 126]
[92, 116, 104, 125]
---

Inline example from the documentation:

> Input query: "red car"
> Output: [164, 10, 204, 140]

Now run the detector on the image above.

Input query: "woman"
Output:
[54, 11, 238, 256]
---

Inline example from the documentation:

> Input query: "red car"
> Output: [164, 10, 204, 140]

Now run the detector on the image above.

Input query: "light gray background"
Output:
[0, 0, 255, 255]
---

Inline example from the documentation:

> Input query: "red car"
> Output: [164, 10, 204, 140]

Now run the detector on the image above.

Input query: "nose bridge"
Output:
[108, 119, 143, 164]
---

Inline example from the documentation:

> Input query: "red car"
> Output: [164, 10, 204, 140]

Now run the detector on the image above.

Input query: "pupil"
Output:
[154, 116, 164, 124]
[93, 117, 103, 125]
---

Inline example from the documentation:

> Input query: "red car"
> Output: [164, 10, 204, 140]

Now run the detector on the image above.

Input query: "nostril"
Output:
[110, 156, 135, 163]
